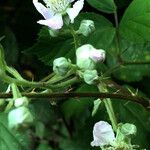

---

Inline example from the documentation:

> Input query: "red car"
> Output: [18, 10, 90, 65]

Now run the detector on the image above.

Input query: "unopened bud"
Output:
[76, 44, 106, 70]
[78, 20, 95, 36]
[120, 123, 137, 136]
[53, 57, 71, 76]
[83, 70, 99, 85]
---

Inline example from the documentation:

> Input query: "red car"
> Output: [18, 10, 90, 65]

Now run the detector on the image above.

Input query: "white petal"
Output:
[33, 0, 53, 19]
[66, 0, 84, 23]
[90, 49, 106, 62]
[37, 14, 63, 29]
[91, 121, 115, 147]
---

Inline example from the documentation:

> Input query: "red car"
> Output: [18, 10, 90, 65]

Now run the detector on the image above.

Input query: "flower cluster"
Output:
[33, 0, 84, 29]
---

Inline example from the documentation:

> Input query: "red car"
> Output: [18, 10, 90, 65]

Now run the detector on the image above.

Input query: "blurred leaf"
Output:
[30, 100, 56, 124]
[120, 0, 150, 43]
[86, 0, 116, 13]
[0, 113, 29, 150]
[37, 142, 53, 150]
[0, 81, 8, 92]
[35, 121, 45, 139]
[0, 36, 5, 41]
[0, 27, 18, 65]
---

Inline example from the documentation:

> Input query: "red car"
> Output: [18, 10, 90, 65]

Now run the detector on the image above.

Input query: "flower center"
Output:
[45, 0, 70, 14]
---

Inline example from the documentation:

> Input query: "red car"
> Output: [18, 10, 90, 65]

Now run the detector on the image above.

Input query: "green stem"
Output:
[6, 66, 24, 80]
[98, 83, 118, 131]
[69, 26, 80, 50]
[11, 83, 21, 99]
[47, 69, 75, 84]
[0, 44, 7, 71]
[26, 72, 55, 92]
[0, 71, 79, 89]
[40, 72, 55, 82]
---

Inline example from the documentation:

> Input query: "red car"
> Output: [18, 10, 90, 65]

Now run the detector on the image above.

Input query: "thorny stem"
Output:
[0, 92, 149, 108]
[26, 70, 75, 92]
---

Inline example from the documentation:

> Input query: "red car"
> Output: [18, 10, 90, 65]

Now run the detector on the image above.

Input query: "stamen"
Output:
[45, 0, 70, 14]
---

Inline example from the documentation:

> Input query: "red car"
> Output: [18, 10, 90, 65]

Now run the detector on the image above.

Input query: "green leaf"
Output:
[120, 0, 150, 43]
[24, 27, 73, 66]
[92, 99, 102, 116]
[86, 0, 116, 13]
[107, 42, 150, 82]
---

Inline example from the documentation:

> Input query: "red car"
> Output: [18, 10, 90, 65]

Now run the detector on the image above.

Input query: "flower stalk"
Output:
[98, 83, 118, 132]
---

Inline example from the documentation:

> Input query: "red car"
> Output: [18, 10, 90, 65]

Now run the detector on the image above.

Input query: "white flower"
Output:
[33, 0, 84, 29]
[91, 121, 115, 147]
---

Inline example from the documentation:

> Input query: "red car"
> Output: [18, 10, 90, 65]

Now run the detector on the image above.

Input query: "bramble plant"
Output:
[0, 0, 150, 149]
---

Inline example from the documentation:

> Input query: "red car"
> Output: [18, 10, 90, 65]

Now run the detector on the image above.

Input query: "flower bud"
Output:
[14, 96, 29, 107]
[83, 70, 99, 85]
[76, 44, 106, 70]
[116, 123, 137, 145]
[120, 123, 137, 136]
[53, 57, 71, 76]
[8, 106, 33, 129]
[78, 20, 95, 36]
